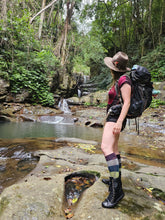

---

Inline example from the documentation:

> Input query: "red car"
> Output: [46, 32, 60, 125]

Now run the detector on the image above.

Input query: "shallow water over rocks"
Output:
[0, 141, 40, 193]
[0, 104, 165, 219]
[0, 105, 165, 194]
[0, 141, 165, 220]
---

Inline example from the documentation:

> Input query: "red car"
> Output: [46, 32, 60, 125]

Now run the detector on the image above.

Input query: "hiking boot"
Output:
[102, 177, 112, 185]
[102, 172, 121, 189]
[102, 177, 124, 208]
[102, 177, 112, 191]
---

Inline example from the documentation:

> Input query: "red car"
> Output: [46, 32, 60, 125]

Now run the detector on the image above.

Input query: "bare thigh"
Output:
[101, 122, 120, 156]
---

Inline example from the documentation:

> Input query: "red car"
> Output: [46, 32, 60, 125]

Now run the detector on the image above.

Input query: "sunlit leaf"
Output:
[72, 198, 78, 204]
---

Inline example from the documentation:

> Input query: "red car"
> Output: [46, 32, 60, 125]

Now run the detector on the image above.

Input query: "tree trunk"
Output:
[54, 0, 75, 66]
[149, 0, 155, 48]
[1, 0, 7, 24]
[61, 1, 75, 65]
[159, 0, 164, 44]
[30, 0, 58, 24]
[38, 0, 47, 39]
[47, 4, 55, 26]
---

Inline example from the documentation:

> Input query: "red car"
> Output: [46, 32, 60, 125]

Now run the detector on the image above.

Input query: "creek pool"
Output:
[0, 121, 103, 193]
[0, 121, 103, 141]
[0, 118, 165, 194]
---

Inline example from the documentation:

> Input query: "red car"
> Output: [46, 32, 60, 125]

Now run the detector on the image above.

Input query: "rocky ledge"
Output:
[0, 103, 165, 219]
[0, 137, 165, 220]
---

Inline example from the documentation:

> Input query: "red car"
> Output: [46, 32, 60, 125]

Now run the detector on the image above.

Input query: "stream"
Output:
[0, 121, 103, 194]
[0, 105, 165, 195]
[0, 121, 102, 141]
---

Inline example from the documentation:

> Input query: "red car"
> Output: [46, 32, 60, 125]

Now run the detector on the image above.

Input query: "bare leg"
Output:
[114, 134, 120, 155]
[101, 122, 120, 156]
[101, 122, 124, 208]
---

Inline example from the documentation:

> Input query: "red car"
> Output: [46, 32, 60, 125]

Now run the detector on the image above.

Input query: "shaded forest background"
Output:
[1, 0, 165, 106]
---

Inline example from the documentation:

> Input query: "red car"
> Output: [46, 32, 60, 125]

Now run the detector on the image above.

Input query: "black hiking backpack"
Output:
[116, 65, 153, 119]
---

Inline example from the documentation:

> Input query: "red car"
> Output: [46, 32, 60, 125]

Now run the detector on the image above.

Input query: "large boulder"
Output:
[68, 90, 107, 105]
[0, 103, 62, 122]
[0, 78, 9, 101]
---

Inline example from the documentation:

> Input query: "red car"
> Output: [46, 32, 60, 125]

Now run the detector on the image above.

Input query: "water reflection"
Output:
[39, 115, 74, 125]
[0, 121, 103, 194]
[0, 119, 164, 195]
[0, 122, 103, 141]
[0, 143, 39, 194]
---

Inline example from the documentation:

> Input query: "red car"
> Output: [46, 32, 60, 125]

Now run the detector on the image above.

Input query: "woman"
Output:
[101, 51, 132, 208]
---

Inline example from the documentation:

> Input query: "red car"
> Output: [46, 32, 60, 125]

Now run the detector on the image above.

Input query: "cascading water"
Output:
[83, 75, 89, 84]
[39, 115, 64, 124]
[83, 75, 87, 83]
[36, 99, 73, 125]
[78, 89, 81, 98]
[58, 99, 71, 114]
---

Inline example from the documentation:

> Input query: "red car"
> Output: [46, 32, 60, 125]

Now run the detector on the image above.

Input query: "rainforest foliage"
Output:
[0, 0, 165, 105]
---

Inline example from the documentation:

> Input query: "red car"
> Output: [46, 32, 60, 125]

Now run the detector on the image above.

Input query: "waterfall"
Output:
[83, 75, 87, 83]
[78, 89, 81, 98]
[58, 99, 71, 114]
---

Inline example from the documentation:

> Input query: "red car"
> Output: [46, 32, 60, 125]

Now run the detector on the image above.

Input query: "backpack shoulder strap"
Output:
[115, 74, 130, 103]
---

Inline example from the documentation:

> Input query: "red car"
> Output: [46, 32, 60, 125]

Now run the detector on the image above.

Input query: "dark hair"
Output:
[111, 69, 126, 85]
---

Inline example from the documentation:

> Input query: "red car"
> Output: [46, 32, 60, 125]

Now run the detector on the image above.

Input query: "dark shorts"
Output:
[106, 114, 127, 132]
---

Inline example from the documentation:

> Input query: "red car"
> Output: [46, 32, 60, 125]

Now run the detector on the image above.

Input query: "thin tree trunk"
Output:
[149, 0, 155, 48]
[47, 4, 55, 26]
[54, 0, 75, 65]
[61, 2, 69, 66]
[30, 0, 58, 24]
[38, 0, 46, 39]
[159, 0, 164, 45]
[1, 0, 7, 23]
[22, 0, 26, 9]
[61, 1, 75, 65]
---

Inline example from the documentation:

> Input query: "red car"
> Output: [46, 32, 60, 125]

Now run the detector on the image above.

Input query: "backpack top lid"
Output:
[131, 65, 151, 83]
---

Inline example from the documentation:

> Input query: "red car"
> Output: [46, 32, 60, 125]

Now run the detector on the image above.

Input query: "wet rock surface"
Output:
[0, 136, 165, 220]
[0, 79, 9, 101]
[0, 105, 165, 219]
[0, 103, 62, 122]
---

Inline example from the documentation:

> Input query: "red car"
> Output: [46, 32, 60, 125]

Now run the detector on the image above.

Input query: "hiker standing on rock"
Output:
[101, 51, 132, 208]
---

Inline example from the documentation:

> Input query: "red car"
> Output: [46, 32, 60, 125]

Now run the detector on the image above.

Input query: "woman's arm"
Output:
[113, 83, 131, 135]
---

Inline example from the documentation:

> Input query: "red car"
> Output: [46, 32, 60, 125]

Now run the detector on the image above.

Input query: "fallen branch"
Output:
[30, 0, 58, 24]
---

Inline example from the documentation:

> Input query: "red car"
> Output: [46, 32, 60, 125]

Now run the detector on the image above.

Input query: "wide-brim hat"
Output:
[104, 51, 131, 72]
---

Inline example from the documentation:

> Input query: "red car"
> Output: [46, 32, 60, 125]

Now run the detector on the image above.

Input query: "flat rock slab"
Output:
[0, 140, 165, 220]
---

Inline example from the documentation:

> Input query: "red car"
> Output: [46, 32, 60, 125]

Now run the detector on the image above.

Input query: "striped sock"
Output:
[116, 154, 121, 172]
[105, 153, 119, 178]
